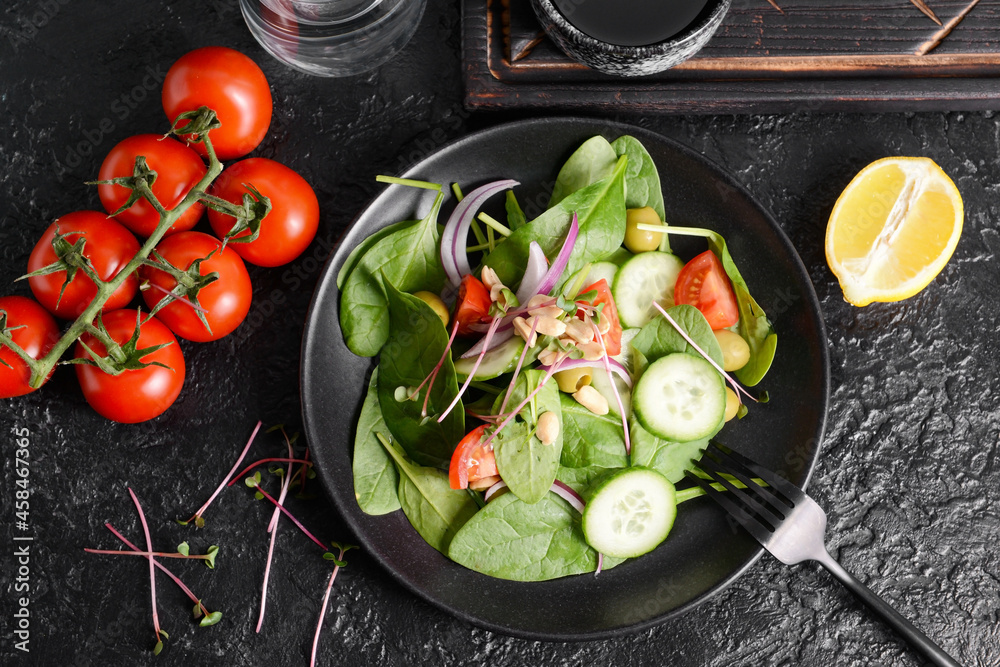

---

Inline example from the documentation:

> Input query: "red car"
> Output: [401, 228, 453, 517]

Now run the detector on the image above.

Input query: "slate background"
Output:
[0, 1, 997, 666]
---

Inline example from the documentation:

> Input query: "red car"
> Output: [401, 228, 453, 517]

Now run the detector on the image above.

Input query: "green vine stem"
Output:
[0, 108, 240, 390]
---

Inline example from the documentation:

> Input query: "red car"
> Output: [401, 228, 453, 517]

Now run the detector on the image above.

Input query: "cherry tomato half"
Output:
[0, 296, 60, 398]
[453, 274, 491, 336]
[140, 232, 252, 342]
[74, 309, 185, 423]
[98, 134, 207, 238]
[449, 425, 499, 490]
[674, 250, 739, 330]
[578, 279, 622, 356]
[162, 47, 272, 161]
[207, 158, 319, 267]
[27, 211, 141, 319]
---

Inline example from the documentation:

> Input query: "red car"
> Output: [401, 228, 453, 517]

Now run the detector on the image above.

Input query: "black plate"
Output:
[301, 118, 829, 640]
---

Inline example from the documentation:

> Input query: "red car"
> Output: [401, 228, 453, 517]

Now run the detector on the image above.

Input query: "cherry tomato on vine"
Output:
[577, 279, 622, 356]
[27, 211, 141, 319]
[0, 296, 60, 398]
[449, 425, 499, 490]
[98, 134, 207, 238]
[674, 250, 739, 330]
[207, 158, 319, 267]
[162, 47, 272, 161]
[453, 274, 491, 336]
[74, 309, 185, 423]
[139, 232, 252, 342]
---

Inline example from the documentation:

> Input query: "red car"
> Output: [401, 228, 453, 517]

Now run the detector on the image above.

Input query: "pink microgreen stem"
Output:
[225, 458, 313, 487]
[465, 411, 501, 423]
[103, 524, 212, 618]
[147, 282, 209, 314]
[247, 480, 328, 552]
[438, 316, 501, 422]
[409, 320, 460, 418]
[480, 355, 565, 453]
[128, 488, 163, 648]
[596, 552, 604, 576]
[652, 302, 757, 404]
[184, 421, 262, 526]
[498, 317, 539, 417]
[297, 448, 311, 493]
[256, 433, 294, 633]
[84, 549, 210, 561]
[591, 320, 630, 455]
[310, 546, 347, 667]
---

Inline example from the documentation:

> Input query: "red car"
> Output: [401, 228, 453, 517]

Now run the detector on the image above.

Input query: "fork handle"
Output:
[814, 550, 963, 667]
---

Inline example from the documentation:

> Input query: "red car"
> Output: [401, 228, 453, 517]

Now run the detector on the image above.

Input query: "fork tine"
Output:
[688, 461, 779, 533]
[710, 442, 806, 505]
[699, 449, 787, 524]
[683, 470, 774, 544]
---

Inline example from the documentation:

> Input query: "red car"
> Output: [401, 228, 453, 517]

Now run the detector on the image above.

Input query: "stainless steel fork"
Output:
[687, 442, 962, 667]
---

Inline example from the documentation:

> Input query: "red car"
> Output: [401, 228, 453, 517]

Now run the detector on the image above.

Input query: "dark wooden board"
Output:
[463, 0, 1000, 112]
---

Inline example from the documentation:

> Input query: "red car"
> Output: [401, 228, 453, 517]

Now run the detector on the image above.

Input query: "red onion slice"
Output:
[530, 212, 579, 300]
[537, 357, 632, 388]
[484, 480, 508, 503]
[440, 179, 519, 287]
[514, 241, 549, 305]
[551, 480, 585, 514]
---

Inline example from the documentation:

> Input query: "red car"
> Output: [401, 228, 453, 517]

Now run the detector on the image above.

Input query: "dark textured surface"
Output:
[0, 2, 997, 667]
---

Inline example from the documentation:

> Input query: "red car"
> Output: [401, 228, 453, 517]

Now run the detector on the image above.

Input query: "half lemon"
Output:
[825, 157, 963, 306]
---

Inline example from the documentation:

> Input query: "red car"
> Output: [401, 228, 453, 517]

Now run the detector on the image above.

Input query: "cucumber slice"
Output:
[612, 251, 684, 328]
[632, 353, 725, 442]
[582, 467, 676, 559]
[453, 336, 527, 380]
[586, 261, 620, 290]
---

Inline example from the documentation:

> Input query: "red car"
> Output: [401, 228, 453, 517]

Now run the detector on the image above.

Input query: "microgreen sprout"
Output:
[128, 488, 166, 654]
[101, 523, 221, 626]
[438, 316, 502, 422]
[244, 477, 328, 552]
[256, 426, 295, 633]
[179, 420, 262, 527]
[310, 542, 358, 667]
[406, 319, 460, 418]
[84, 544, 219, 569]
[224, 457, 313, 487]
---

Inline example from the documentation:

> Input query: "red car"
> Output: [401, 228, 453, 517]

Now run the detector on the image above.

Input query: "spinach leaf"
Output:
[491, 370, 563, 504]
[666, 227, 778, 386]
[340, 192, 446, 357]
[505, 191, 527, 231]
[484, 157, 628, 289]
[629, 418, 709, 484]
[353, 369, 401, 515]
[630, 304, 723, 376]
[448, 491, 620, 581]
[549, 136, 619, 207]
[378, 434, 478, 554]
[377, 279, 464, 467]
[557, 394, 628, 491]
[336, 218, 415, 290]
[611, 136, 666, 222]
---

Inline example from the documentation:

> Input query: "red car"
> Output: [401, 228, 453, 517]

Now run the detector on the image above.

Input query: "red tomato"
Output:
[162, 47, 272, 161]
[578, 279, 622, 356]
[453, 275, 491, 336]
[27, 211, 141, 319]
[140, 232, 252, 342]
[0, 297, 60, 398]
[449, 425, 499, 490]
[98, 134, 207, 238]
[207, 158, 319, 267]
[674, 250, 739, 330]
[74, 309, 185, 423]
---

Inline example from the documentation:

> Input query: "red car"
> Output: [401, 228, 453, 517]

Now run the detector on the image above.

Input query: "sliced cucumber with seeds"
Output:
[454, 336, 527, 380]
[582, 467, 676, 559]
[632, 352, 725, 442]
[613, 251, 684, 328]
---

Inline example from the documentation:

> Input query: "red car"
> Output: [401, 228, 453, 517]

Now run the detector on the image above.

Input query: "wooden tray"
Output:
[462, 0, 1000, 112]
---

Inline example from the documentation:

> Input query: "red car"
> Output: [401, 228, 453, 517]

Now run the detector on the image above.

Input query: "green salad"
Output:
[338, 135, 777, 581]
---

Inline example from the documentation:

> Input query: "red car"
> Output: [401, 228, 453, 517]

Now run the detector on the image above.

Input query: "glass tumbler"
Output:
[240, 0, 427, 77]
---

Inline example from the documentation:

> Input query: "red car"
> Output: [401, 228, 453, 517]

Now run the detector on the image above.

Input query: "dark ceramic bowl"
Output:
[530, 0, 731, 76]
[301, 117, 829, 640]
